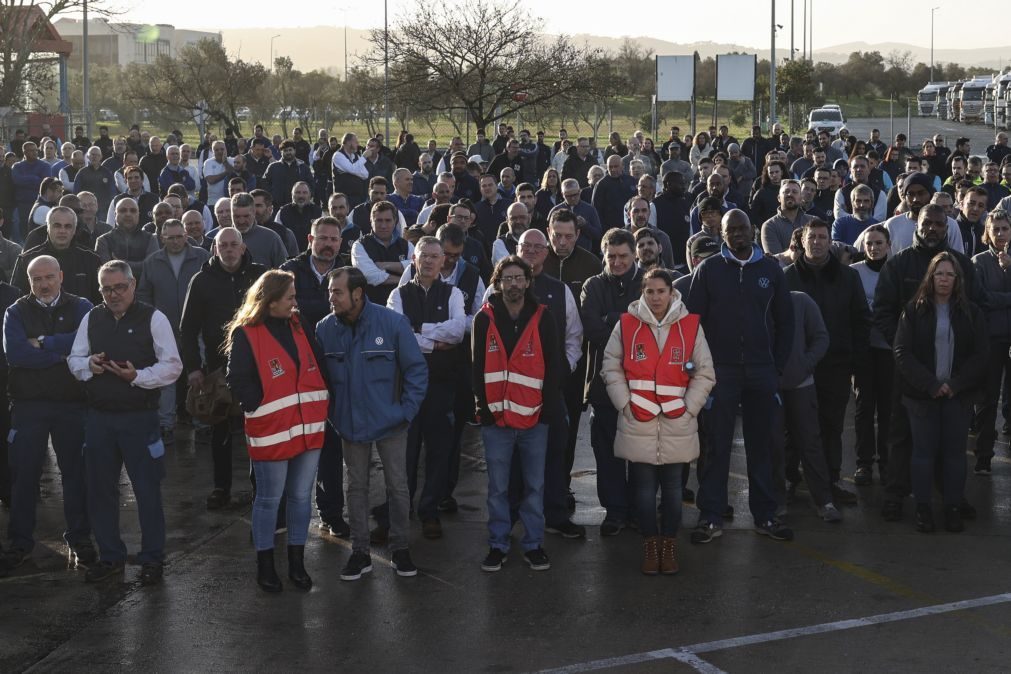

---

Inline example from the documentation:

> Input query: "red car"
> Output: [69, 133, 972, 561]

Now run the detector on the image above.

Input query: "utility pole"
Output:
[83, 0, 90, 137]
[790, 0, 794, 61]
[770, 0, 777, 126]
[930, 7, 940, 82]
[384, 0, 390, 144]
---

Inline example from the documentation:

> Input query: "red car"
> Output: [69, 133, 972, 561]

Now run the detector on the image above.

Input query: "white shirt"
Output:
[398, 262, 487, 325]
[351, 237, 415, 286]
[332, 150, 369, 179]
[202, 157, 233, 203]
[862, 212, 964, 254]
[181, 163, 200, 199]
[386, 281, 467, 353]
[68, 308, 183, 389]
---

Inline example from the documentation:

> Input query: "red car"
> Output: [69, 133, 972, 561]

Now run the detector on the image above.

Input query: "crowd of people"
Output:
[0, 117, 1007, 588]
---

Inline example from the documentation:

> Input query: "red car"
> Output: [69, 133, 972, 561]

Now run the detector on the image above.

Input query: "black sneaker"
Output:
[959, 500, 977, 520]
[881, 500, 903, 522]
[391, 549, 418, 577]
[545, 520, 586, 539]
[437, 497, 458, 513]
[70, 541, 97, 567]
[340, 552, 373, 581]
[206, 488, 230, 510]
[139, 562, 164, 586]
[853, 466, 872, 486]
[723, 505, 735, 520]
[85, 560, 125, 583]
[523, 547, 551, 571]
[599, 518, 624, 536]
[944, 505, 964, 533]
[4, 548, 29, 570]
[681, 487, 695, 504]
[319, 516, 351, 538]
[690, 521, 722, 545]
[481, 547, 507, 572]
[755, 520, 794, 541]
[974, 455, 992, 475]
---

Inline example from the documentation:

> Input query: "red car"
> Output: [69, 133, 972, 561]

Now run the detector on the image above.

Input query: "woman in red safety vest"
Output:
[225, 270, 329, 593]
[602, 267, 715, 576]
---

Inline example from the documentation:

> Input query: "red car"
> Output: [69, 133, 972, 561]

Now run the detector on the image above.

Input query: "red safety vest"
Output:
[242, 318, 329, 461]
[482, 303, 546, 429]
[620, 312, 700, 422]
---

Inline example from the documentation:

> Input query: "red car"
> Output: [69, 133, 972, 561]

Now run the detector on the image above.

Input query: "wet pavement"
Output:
[2, 413, 1011, 673]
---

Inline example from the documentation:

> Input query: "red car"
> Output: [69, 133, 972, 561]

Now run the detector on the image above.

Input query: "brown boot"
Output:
[660, 537, 679, 575]
[641, 536, 660, 575]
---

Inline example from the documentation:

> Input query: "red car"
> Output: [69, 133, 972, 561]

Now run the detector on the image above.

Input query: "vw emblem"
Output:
[375, 336, 384, 345]
[758, 277, 770, 289]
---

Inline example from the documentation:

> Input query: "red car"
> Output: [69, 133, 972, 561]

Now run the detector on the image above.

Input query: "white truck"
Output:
[917, 82, 947, 117]
[996, 73, 1011, 130]
[959, 76, 993, 124]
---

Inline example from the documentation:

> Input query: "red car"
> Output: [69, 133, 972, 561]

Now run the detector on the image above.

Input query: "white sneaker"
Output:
[817, 503, 843, 523]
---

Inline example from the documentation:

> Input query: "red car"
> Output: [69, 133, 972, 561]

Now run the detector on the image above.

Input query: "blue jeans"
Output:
[483, 423, 548, 552]
[251, 449, 321, 551]
[630, 462, 683, 537]
[85, 409, 165, 564]
[698, 364, 779, 526]
[8, 401, 89, 552]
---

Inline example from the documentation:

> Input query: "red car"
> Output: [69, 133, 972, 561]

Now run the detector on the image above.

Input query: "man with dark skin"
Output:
[686, 209, 795, 545]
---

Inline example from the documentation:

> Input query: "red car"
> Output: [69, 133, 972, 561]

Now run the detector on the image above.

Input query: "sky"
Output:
[104, 0, 1001, 52]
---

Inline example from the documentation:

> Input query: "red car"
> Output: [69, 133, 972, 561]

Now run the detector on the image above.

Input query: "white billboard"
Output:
[716, 54, 757, 101]
[655, 55, 695, 102]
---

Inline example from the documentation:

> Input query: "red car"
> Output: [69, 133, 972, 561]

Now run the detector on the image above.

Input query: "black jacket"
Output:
[580, 266, 643, 405]
[561, 151, 598, 188]
[873, 236, 980, 346]
[785, 253, 870, 368]
[279, 251, 333, 333]
[179, 253, 267, 374]
[894, 299, 988, 400]
[11, 242, 101, 304]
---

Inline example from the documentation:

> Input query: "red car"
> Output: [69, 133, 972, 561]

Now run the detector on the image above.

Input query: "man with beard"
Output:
[876, 173, 963, 254]
[276, 181, 322, 251]
[634, 227, 664, 271]
[278, 216, 350, 537]
[873, 204, 980, 523]
[761, 180, 812, 255]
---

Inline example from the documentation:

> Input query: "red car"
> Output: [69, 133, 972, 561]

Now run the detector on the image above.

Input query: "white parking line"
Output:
[538, 592, 1011, 673]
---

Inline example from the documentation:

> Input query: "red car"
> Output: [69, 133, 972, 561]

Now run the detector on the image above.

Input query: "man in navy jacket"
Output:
[686, 209, 795, 544]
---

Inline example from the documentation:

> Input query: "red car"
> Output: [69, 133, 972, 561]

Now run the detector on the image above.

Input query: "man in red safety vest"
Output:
[471, 256, 563, 573]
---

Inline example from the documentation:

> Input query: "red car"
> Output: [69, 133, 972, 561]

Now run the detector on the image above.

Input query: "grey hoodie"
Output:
[779, 291, 829, 390]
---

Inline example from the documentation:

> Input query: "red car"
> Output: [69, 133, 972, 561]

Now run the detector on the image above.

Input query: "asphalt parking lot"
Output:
[2, 410, 1010, 672]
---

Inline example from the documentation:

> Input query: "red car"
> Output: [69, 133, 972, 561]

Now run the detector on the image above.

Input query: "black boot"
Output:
[257, 549, 282, 592]
[287, 545, 312, 591]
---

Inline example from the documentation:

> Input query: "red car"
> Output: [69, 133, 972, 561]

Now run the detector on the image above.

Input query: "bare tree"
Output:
[122, 39, 266, 134]
[366, 0, 609, 133]
[0, 2, 114, 109]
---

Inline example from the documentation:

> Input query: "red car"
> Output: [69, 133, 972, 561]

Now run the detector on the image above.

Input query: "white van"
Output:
[808, 107, 846, 136]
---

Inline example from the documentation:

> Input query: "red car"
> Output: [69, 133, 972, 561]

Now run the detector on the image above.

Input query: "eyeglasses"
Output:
[99, 282, 131, 296]
[519, 243, 546, 252]
[499, 274, 526, 285]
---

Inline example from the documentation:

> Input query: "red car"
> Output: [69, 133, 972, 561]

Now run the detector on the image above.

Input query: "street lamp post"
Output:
[790, 0, 794, 61]
[83, 0, 90, 137]
[770, 1, 777, 126]
[384, 0, 390, 145]
[930, 6, 940, 82]
[270, 34, 280, 70]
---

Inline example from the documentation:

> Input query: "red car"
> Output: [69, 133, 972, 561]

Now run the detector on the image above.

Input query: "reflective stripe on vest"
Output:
[243, 319, 330, 461]
[482, 303, 546, 429]
[620, 312, 700, 422]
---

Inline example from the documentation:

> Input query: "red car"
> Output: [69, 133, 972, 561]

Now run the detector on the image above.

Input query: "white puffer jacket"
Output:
[601, 294, 716, 465]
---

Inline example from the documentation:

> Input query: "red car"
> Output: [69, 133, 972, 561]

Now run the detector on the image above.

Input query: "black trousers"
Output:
[853, 347, 894, 470]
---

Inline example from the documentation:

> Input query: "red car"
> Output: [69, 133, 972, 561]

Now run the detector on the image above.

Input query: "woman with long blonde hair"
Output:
[225, 270, 329, 592]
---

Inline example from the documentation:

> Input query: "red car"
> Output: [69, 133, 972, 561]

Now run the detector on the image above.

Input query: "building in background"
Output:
[53, 19, 219, 69]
